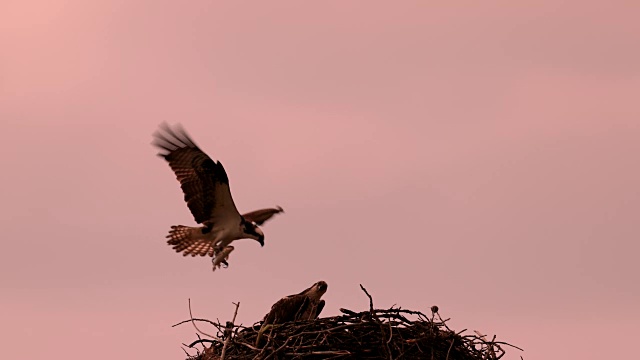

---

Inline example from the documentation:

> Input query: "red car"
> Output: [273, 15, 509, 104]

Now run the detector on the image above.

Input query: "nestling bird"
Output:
[256, 281, 328, 346]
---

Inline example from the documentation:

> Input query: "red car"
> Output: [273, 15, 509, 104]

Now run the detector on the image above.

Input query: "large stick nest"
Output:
[174, 286, 521, 360]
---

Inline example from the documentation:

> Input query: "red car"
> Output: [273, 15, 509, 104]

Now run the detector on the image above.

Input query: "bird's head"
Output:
[310, 281, 328, 297]
[242, 218, 265, 246]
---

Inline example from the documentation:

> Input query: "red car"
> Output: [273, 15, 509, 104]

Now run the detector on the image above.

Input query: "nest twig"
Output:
[174, 285, 522, 360]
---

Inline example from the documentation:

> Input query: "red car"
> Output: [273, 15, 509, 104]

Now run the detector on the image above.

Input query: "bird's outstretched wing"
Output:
[242, 206, 284, 225]
[152, 123, 241, 225]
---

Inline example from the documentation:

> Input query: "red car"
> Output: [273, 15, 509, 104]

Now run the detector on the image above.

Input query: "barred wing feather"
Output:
[152, 123, 241, 226]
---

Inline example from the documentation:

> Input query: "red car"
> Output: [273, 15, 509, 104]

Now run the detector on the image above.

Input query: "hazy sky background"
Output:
[1, 1, 638, 359]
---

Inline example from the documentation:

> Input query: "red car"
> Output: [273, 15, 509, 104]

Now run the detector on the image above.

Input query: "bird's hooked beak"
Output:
[255, 226, 265, 246]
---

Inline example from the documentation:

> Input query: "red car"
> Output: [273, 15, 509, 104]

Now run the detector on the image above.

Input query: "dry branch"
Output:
[220, 302, 240, 360]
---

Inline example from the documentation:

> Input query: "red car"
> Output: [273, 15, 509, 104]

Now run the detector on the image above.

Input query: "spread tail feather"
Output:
[166, 225, 214, 257]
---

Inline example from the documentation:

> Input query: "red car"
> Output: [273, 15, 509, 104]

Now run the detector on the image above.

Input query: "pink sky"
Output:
[1, 1, 639, 359]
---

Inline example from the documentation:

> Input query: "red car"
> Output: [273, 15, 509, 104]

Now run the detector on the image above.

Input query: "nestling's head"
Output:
[311, 281, 328, 297]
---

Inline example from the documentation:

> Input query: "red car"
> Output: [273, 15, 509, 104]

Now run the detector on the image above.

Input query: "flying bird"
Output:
[152, 123, 284, 266]
[256, 281, 328, 346]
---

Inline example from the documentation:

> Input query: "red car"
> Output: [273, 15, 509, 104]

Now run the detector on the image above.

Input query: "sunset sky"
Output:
[1, 1, 639, 359]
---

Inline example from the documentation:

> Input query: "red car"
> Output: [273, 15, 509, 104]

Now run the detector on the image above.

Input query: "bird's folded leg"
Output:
[211, 245, 222, 262]
[211, 246, 234, 272]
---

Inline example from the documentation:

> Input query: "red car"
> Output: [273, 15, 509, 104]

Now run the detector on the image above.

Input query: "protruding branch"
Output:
[359, 284, 374, 312]
[220, 302, 241, 360]
[187, 298, 223, 343]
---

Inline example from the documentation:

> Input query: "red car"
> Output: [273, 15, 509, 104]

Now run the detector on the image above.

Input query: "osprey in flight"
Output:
[256, 281, 328, 346]
[152, 123, 284, 266]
